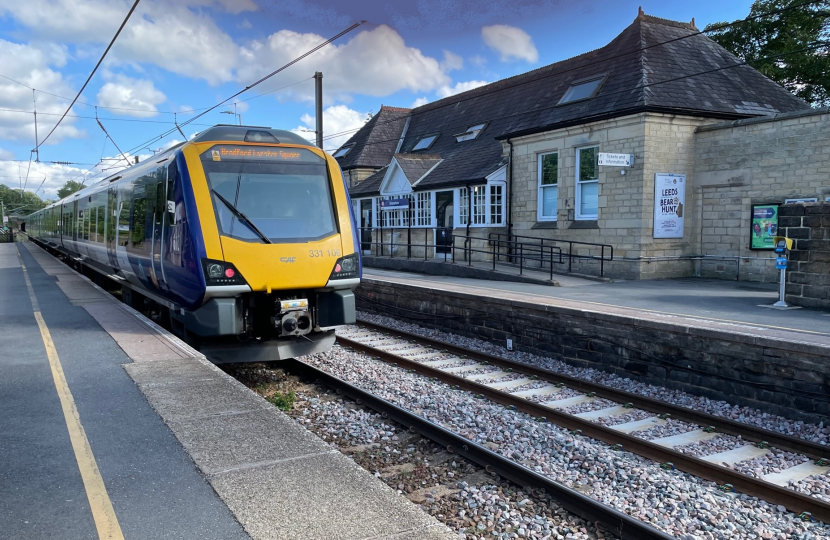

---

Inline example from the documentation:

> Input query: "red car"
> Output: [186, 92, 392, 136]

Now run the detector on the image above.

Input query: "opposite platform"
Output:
[0, 242, 454, 540]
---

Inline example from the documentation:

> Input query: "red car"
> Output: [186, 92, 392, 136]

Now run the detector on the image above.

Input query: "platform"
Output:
[0, 242, 454, 540]
[364, 268, 830, 345]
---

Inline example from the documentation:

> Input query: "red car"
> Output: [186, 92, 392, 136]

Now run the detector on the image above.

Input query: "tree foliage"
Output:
[57, 180, 86, 199]
[0, 184, 47, 216]
[705, 0, 830, 107]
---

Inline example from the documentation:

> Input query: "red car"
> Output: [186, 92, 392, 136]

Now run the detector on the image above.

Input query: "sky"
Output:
[0, 0, 755, 200]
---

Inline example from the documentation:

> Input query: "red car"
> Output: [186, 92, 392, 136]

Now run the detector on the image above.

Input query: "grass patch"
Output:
[267, 389, 297, 411]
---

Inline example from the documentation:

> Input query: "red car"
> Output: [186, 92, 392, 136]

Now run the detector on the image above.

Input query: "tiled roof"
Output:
[394, 154, 442, 185]
[334, 106, 410, 169]
[349, 11, 810, 195]
[349, 166, 387, 196]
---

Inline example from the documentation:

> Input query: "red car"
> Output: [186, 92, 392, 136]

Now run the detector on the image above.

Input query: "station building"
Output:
[339, 10, 828, 281]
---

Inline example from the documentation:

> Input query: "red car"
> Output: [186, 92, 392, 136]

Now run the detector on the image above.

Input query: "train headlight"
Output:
[201, 258, 247, 286]
[329, 253, 359, 280]
[208, 263, 224, 279]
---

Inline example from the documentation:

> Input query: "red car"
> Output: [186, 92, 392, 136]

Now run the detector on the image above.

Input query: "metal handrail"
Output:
[356, 227, 563, 280]
[489, 232, 614, 277]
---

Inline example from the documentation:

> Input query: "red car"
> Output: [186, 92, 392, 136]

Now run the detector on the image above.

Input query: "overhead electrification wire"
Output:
[35, 0, 141, 151]
[321, 41, 829, 153]
[117, 20, 364, 160]
[46, 21, 364, 193]
[319, 0, 828, 145]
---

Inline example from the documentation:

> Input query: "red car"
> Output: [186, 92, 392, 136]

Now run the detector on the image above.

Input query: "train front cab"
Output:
[173, 128, 359, 363]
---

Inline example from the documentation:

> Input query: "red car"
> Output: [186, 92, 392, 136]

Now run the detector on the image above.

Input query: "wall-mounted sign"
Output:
[380, 198, 409, 210]
[598, 153, 634, 167]
[784, 197, 817, 204]
[653, 173, 685, 239]
[750, 204, 779, 250]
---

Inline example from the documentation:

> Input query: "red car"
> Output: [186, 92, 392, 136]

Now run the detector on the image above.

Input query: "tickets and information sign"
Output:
[653, 173, 686, 239]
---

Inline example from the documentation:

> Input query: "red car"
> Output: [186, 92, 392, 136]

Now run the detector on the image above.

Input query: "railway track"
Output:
[281, 357, 675, 540]
[333, 320, 830, 525]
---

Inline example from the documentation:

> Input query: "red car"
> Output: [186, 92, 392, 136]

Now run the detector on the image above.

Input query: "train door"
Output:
[115, 184, 134, 280]
[106, 187, 118, 269]
[150, 167, 168, 290]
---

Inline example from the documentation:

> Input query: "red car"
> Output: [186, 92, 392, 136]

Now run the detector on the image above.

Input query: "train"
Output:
[25, 125, 360, 363]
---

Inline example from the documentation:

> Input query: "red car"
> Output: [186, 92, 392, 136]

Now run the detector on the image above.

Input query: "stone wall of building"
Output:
[346, 168, 380, 188]
[779, 202, 830, 309]
[505, 112, 713, 280]
[693, 108, 830, 282]
[358, 278, 830, 422]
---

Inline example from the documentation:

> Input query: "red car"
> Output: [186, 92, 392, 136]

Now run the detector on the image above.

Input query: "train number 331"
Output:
[309, 249, 341, 257]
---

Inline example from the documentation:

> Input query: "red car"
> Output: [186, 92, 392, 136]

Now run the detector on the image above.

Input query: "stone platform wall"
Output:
[357, 279, 830, 423]
[780, 202, 830, 310]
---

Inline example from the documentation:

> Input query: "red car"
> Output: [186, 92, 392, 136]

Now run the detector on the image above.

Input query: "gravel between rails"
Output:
[355, 313, 830, 446]
[304, 344, 830, 539]
[226, 364, 606, 540]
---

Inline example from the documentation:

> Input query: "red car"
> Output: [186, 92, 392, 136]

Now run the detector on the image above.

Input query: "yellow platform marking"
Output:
[17, 247, 124, 540]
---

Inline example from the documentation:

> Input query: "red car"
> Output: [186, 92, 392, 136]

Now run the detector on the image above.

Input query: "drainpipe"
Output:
[465, 182, 472, 262]
[507, 139, 514, 241]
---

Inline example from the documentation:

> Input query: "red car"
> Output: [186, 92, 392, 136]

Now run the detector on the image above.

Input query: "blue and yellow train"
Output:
[26, 125, 360, 362]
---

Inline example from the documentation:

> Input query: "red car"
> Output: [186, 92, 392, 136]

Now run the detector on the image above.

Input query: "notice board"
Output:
[653, 173, 686, 239]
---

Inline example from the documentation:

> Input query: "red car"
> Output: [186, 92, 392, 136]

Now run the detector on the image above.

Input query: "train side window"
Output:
[97, 205, 105, 243]
[131, 198, 146, 248]
[90, 207, 97, 242]
[119, 200, 131, 246]
[146, 182, 158, 226]
[83, 209, 90, 240]
[155, 171, 165, 225]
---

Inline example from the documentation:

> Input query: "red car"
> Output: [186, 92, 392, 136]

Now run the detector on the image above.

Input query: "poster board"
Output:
[653, 173, 686, 238]
[750, 204, 779, 250]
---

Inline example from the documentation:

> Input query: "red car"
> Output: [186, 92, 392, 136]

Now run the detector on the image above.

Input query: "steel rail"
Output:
[281, 358, 676, 540]
[356, 319, 830, 460]
[336, 332, 830, 524]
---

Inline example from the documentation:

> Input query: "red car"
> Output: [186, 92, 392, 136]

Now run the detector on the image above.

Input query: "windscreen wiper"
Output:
[212, 189, 272, 244]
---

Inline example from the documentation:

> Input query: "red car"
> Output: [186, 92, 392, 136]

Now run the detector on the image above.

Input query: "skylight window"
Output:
[455, 123, 487, 142]
[412, 134, 438, 151]
[333, 145, 352, 158]
[558, 76, 606, 105]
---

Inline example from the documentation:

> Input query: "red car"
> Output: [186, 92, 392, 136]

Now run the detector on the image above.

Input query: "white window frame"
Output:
[413, 191, 433, 227]
[456, 184, 505, 227]
[575, 146, 599, 220]
[537, 151, 558, 221]
[489, 183, 504, 226]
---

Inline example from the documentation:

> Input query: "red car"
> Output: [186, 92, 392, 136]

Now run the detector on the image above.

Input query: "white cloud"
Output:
[96, 75, 167, 118]
[440, 50, 463, 72]
[239, 25, 452, 103]
[411, 97, 430, 108]
[0, 147, 14, 160]
[0, 39, 85, 145]
[437, 80, 489, 98]
[231, 100, 250, 114]
[470, 55, 487, 67]
[293, 105, 368, 151]
[0, 0, 242, 85]
[481, 25, 538, 63]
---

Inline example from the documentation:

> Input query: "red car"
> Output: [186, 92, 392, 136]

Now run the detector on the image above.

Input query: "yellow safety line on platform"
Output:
[368, 273, 830, 338]
[16, 247, 124, 540]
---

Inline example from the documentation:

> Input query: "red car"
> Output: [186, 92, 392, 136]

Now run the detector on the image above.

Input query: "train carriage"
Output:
[26, 125, 360, 363]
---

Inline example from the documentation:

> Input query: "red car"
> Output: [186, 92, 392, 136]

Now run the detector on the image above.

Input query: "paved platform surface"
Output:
[1, 242, 453, 540]
[364, 268, 830, 346]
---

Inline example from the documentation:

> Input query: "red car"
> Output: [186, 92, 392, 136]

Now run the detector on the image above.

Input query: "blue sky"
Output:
[0, 0, 754, 198]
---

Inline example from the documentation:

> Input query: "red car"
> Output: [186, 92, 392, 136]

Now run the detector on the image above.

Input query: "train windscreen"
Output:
[201, 146, 337, 243]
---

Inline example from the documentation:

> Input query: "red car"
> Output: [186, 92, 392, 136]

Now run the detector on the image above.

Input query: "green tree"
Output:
[705, 0, 830, 107]
[0, 184, 47, 217]
[57, 179, 86, 199]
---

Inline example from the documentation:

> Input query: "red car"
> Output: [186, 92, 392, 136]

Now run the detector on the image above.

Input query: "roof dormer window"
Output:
[558, 75, 606, 105]
[333, 145, 353, 158]
[455, 123, 487, 142]
[412, 134, 438, 151]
